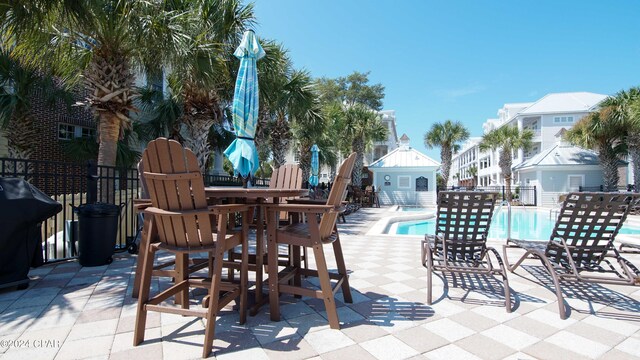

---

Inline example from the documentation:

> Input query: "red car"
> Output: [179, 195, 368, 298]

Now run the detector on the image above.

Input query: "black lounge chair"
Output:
[503, 192, 640, 319]
[421, 191, 512, 311]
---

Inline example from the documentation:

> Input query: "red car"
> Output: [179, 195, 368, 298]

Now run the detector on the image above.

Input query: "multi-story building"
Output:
[450, 92, 608, 197]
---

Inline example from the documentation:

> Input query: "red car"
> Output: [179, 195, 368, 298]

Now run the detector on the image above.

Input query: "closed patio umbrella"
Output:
[224, 30, 265, 183]
[309, 144, 319, 187]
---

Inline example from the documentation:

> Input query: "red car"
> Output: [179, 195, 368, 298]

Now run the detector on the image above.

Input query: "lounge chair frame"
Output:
[421, 191, 511, 311]
[503, 192, 640, 319]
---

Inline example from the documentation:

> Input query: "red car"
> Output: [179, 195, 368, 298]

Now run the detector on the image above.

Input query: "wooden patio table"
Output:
[204, 187, 308, 314]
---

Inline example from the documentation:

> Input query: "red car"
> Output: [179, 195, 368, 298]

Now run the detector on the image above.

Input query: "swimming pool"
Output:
[398, 206, 429, 212]
[391, 208, 640, 240]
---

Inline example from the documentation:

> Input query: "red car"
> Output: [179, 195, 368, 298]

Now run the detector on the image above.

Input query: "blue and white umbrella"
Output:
[309, 144, 319, 187]
[223, 30, 265, 179]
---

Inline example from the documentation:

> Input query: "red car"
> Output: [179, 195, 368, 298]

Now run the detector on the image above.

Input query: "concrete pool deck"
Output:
[1, 206, 639, 359]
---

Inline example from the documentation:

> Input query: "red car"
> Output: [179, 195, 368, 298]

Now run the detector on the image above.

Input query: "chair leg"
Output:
[332, 231, 352, 303]
[203, 240, 225, 358]
[133, 242, 157, 346]
[267, 211, 281, 322]
[425, 246, 433, 305]
[312, 243, 340, 329]
[487, 248, 512, 313]
[175, 253, 189, 308]
[132, 214, 154, 298]
[239, 210, 250, 325]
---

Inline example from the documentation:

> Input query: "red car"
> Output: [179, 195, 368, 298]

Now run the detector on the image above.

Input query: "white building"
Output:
[369, 134, 440, 205]
[450, 92, 608, 191]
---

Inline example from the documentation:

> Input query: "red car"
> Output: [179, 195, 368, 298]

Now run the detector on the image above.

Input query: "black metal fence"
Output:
[578, 185, 636, 192]
[0, 157, 269, 264]
[436, 185, 538, 206]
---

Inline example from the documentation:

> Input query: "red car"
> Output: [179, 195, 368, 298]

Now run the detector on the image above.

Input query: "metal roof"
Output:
[514, 143, 626, 170]
[518, 92, 607, 115]
[369, 146, 440, 169]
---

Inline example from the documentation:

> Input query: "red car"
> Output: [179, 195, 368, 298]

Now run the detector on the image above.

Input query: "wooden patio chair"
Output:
[133, 138, 250, 358]
[265, 152, 356, 329]
[224, 163, 304, 312]
[421, 191, 511, 311]
[132, 146, 208, 300]
[504, 192, 640, 319]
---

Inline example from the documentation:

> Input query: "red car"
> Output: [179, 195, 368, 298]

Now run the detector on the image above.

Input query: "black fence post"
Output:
[599, 185, 604, 192]
[533, 186, 537, 206]
[86, 160, 98, 204]
[501, 186, 505, 200]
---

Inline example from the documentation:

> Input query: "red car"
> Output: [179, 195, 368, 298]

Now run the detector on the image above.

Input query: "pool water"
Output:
[398, 207, 429, 212]
[393, 208, 640, 240]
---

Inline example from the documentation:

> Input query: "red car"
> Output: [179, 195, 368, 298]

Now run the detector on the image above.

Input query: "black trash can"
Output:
[74, 203, 120, 267]
[0, 178, 62, 290]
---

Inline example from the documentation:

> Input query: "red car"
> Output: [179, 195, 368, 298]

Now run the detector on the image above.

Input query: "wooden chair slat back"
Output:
[435, 191, 498, 260]
[546, 192, 634, 267]
[142, 138, 214, 248]
[270, 164, 303, 202]
[319, 153, 356, 239]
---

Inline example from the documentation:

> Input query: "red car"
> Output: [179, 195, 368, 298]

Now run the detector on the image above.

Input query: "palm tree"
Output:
[424, 120, 470, 188]
[565, 110, 626, 192]
[479, 125, 533, 202]
[341, 104, 388, 187]
[468, 165, 478, 188]
[4, 1, 190, 169]
[257, 43, 320, 170]
[165, 0, 254, 173]
[0, 48, 71, 161]
[630, 94, 640, 192]
[600, 87, 640, 192]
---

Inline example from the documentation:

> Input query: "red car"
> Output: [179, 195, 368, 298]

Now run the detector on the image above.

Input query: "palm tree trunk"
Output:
[499, 148, 512, 202]
[298, 141, 312, 185]
[352, 138, 365, 187]
[440, 147, 452, 186]
[270, 116, 291, 168]
[182, 114, 215, 173]
[97, 113, 120, 203]
[599, 148, 620, 192]
[628, 134, 640, 192]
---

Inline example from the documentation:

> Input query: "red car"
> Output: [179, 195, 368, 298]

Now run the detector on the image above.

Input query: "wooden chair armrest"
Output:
[143, 205, 249, 217]
[133, 198, 152, 211]
[286, 198, 326, 205]
[264, 203, 334, 214]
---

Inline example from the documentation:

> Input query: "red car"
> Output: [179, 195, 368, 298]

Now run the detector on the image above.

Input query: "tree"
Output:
[0, 48, 71, 161]
[423, 120, 470, 188]
[600, 87, 640, 192]
[630, 93, 640, 192]
[479, 125, 533, 202]
[316, 71, 385, 111]
[3, 0, 190, 171]
[316, 71, 387, 186]
[341, 104, 387, 187]
[256, 41, 320, 171]
[468, 165, 478, 188]
[565, 110, 626, 192]
[165, 0, 255, 173]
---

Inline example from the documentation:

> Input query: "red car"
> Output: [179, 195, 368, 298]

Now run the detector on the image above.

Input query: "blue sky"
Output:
[253, 0, 640, 159]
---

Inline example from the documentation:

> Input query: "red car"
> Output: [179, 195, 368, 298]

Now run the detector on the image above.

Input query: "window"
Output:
[294, 153, 299, 163]
[58, 124, 75, 140]
[554, 116, 574, 123]
[398, 175, 411, 189]
[568, 175, 584, 191]
[58, 123, 96, 141]
[416, 176, 428, 191]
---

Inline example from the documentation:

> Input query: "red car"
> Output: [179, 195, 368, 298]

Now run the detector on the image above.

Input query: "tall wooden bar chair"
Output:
[265, 153, 356, 329]
[225, 164, 303, 301]
[132, 147, 208, 300]
[133, 138, 249, 358]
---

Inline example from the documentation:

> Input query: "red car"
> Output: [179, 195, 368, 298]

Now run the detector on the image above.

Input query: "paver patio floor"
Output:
[1, 207, 639, 359]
